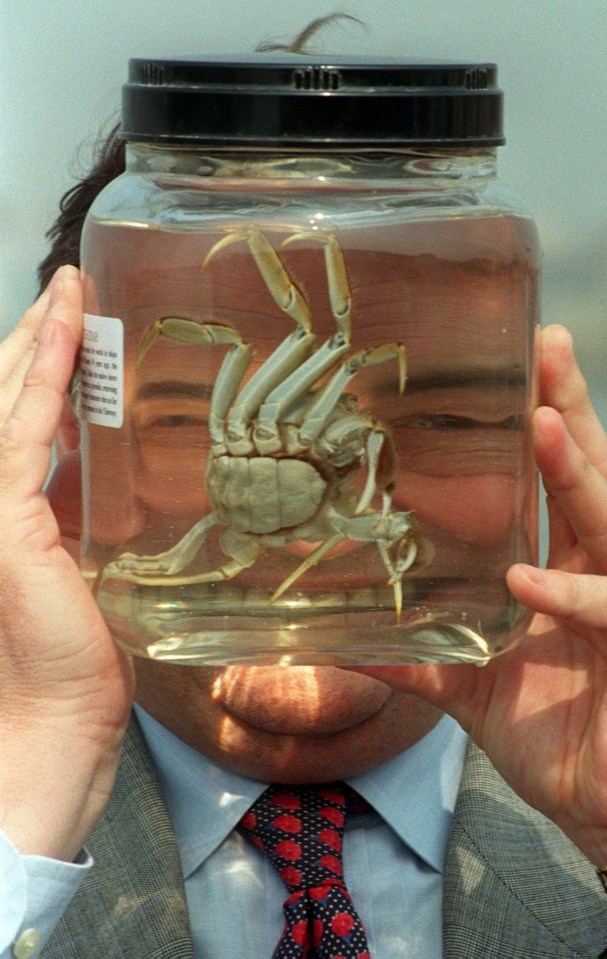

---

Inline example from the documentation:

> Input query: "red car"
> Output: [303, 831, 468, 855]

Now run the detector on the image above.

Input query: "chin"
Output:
[134, 660, 442, 783]
[207, 667, 441, 783]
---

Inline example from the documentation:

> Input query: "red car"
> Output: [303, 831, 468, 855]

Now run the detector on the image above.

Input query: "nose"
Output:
[83, 427, 148, 546]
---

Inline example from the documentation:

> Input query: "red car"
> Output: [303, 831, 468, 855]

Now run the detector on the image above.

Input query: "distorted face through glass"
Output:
[82, 209, 537, 616]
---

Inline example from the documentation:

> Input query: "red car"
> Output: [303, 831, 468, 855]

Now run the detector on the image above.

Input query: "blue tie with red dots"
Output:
[238, 782, 371, 959]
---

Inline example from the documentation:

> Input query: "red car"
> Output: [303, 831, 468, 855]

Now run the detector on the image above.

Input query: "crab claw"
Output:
[137, 319, 163, 366]
[201, 231, 251, 270]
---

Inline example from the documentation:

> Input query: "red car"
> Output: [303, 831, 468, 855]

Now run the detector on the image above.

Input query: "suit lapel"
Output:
[444, 741, 607, 959]
[44, 716, 193, 959]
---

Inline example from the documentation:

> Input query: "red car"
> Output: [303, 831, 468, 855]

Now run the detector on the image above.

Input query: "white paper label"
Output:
[81, 313, 124, 428]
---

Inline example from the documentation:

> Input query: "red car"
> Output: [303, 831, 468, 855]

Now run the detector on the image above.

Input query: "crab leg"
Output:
[172, 535, 258, 584]
[294, 342, 407, 449]
[100, 522, 261, 588]
[335, 509, 419, 622]
[283, 231, 352, 338]
[203, 229, 313, 331]
[269, 506, 419, 618]
[203, 229, 322, 454]
[101, 552, 259, 588]
[209, 341, 255, 453]
[254, 335, 350, 453]
[269, 533, 344, 604]
[137, 316, 245, 366]
[377, 538, 419, 623]
[355, 429, 388, 514]
[351, 424, 398, 515]
[225, 328, 314, 455]
[135, 316, 254, 453]
[100, 512, 220, 583]
[251, 230, 359, 453]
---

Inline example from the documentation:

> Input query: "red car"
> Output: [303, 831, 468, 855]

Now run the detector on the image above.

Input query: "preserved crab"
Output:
[100, 230, 426, 619]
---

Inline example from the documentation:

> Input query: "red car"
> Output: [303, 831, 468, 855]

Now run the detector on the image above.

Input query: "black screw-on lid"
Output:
[121, 55, 504, 148]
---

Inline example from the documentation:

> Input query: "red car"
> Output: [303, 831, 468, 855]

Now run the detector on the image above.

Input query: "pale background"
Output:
[1, 0, 606, 418]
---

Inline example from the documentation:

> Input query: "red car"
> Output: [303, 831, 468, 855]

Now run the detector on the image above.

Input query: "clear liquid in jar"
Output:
[80, 206, 539, 665]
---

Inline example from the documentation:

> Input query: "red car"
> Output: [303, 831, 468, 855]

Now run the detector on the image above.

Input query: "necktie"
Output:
[238, 782, 372, 959]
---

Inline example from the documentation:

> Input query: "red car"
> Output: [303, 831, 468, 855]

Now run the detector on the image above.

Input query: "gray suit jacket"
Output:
[43, 718, 607, 958]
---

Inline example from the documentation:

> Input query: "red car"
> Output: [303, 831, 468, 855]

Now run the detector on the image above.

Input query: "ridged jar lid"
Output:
[121, 55, 504, 148]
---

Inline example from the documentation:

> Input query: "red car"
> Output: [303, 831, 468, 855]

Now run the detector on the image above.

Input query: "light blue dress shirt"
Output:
[135, 705, 468, 959]
[0, 834, 90, 957]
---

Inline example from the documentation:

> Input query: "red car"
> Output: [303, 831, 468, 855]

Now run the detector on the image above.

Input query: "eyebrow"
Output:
[404, 367, 526, 393]
[135, 381, 214, 402]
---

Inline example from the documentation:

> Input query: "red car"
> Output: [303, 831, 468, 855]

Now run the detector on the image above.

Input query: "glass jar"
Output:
[79, 56, 540, 666]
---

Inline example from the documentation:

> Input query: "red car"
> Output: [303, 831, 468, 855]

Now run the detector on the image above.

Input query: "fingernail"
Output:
[48, 271, 66, 307]
[520, 564, 545, 585]
[48, 266, 77, 307]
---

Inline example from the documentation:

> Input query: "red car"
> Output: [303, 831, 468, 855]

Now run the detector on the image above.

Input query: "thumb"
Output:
[508, 562, 607, 631]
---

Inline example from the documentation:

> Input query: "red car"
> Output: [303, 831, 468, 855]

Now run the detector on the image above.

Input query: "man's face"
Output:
[133, 659, 442, 782]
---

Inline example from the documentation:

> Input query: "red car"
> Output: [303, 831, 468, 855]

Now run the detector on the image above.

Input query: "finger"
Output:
[41, 265, 83, 342]
[0, 288, 53, 426]
[0, 285, 53, 377]
[540, 324, 607, 473]
[508, 563, 607, 630]
[0, 270, 82, 502]
[534, 405, 607, 567]
[342, 663, 481, 729]
[0, 268, 82, 430]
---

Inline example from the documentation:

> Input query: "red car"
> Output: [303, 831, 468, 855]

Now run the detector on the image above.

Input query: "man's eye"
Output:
[144, 414, 207, 429]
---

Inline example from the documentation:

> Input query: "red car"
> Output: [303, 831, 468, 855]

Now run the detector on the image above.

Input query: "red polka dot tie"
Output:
[238, 782, 371, 959]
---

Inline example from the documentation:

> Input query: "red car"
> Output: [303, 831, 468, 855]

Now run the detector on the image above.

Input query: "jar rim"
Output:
[121, 55, 505, 149]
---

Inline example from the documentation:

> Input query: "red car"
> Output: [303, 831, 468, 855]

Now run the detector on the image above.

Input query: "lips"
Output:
[214, 665, 393, 736]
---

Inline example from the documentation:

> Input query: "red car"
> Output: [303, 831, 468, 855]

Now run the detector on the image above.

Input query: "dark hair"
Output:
[37, 124, 126, 294]
[255, 12, 363, 52]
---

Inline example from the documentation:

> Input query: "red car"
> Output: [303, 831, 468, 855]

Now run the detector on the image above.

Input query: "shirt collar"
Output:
[348, 714, 467, 872]
[134, 703, 467, 880]
[134, 703, 267, 878]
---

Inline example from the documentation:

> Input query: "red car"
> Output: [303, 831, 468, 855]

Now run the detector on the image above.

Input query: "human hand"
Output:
[353, 324, 607, 868]
[0, 267, 134, 861]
